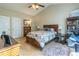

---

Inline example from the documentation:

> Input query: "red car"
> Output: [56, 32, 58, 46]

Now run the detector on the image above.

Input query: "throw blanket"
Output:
[42, 42, 70, 56]
[67, 34, 79, 47]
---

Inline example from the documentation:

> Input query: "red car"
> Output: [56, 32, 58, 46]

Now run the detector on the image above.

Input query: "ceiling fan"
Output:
[28, 3, 45, 10]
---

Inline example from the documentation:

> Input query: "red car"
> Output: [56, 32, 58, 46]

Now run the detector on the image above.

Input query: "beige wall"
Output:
[33, 4, 79, 34]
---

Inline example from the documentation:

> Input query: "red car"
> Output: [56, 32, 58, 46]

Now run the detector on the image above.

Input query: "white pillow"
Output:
[50, 28, 55, 32]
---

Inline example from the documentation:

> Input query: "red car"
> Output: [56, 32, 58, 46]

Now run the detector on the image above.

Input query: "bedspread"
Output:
[27, 31, 56, 48]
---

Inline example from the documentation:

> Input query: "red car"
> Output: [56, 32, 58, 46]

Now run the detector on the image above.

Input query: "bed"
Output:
[26, 24, 58, 49]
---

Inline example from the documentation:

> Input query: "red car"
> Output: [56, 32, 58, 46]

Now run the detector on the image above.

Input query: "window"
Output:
[0, 16, 10, 35]
[0, 16, 23, 38]
[12, 17, 22, 38]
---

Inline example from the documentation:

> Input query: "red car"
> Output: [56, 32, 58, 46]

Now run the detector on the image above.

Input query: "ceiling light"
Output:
[32, 4, 39, 10]
[28, 3, 45, 10]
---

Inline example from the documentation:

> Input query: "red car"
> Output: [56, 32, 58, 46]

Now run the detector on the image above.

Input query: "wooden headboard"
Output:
[43, 24, 58, 32]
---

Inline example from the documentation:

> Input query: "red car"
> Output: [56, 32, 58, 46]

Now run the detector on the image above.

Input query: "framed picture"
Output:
[23, 19, 31, 26]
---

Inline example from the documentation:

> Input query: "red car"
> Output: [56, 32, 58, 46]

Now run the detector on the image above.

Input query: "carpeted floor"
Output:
[15, 37, 75, 56]
[0, 37, 76, 56]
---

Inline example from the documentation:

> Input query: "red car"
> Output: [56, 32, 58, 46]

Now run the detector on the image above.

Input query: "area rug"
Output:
[42, 42, 70, 56]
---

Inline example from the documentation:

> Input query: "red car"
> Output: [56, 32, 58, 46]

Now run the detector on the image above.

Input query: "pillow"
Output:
[49, 28, 54, 32]
[43, 28, 49, 31]
[44, 28, 54, 32]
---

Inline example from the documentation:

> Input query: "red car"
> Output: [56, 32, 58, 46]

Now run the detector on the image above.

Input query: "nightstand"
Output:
[57, 33, 67, 44]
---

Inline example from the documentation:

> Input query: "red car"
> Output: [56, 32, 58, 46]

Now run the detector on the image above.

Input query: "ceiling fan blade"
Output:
[38, 4, 45, 7]
[28, 5, 32, 8]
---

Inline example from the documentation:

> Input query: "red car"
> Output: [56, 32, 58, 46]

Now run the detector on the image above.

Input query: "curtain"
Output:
[11, 17, 22, 38]
[0, 16, 23, 38]
[0, 16, 10, 35]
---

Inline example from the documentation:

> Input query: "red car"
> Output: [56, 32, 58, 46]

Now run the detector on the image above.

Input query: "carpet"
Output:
[42, 42, 70, 56]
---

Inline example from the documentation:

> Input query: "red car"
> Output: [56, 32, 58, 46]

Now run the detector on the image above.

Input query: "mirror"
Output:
[24, 19, 31, 27]
[69, 9, 79, 17]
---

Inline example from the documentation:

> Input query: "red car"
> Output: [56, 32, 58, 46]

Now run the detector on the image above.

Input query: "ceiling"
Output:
[0, 3, 52, 16]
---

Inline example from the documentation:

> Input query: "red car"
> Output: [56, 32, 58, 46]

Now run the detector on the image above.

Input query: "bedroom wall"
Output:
[0, 7, 35, 37]
[33, 4, 79, 34]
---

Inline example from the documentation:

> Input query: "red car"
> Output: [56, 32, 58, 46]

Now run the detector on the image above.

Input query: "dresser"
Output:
[23, 26, 31, 37]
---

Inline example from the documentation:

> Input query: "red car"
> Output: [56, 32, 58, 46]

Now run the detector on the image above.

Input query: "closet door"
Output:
[0, 16, 10, 36]
[12, 17, 22, 38]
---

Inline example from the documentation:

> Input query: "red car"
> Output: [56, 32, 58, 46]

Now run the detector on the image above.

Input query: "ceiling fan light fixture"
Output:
[36, 5, 39, 9]
[32, 4, 36, 9]
[28, 3, 45, 10]
[32, 4, 39, 10]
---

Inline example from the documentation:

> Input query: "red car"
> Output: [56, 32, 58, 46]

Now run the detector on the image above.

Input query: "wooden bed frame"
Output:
[26, 24, 58, 50]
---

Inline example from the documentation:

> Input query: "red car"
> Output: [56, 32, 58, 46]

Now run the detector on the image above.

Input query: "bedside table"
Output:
[57, 33, 67, 44]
